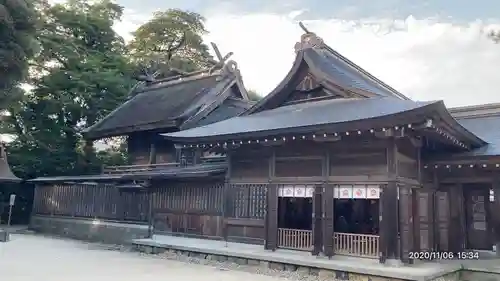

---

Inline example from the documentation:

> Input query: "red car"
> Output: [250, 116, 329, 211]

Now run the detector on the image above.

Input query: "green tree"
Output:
[247, 89, 262, 101]
[490, 31, 500, 43]
[4, 0, 135, 178]
[128, 9, 215, 79]
[0, 0, 37, 109]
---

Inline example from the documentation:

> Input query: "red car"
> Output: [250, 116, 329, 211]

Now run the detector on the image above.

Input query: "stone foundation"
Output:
[29, 215, 149, 244]
[134, 244, 416, 281]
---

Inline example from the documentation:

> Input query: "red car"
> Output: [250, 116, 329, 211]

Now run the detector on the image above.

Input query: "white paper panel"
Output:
[305, 186, 315, 197]
[366, 185, 380, 199]
[338, 185, 353, 199]
[278, 185, 314, 198]
[294, 185, 306, 197]
[353, 186, 366, 199]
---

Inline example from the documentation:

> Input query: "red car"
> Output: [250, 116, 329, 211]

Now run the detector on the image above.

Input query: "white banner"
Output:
[278, 184, 381, 199]
[278, 185, 315, 198]
[334, 185, 381, 199]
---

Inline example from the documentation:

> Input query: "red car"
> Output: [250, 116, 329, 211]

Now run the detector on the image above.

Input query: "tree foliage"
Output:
[3, 2, 220, 179]
[247, 89, 262, 101]
[490, 30, 500, 43]
[128, 9, 215, 78]
[0, 0, 37, 108]
[5, 0, 135, 178]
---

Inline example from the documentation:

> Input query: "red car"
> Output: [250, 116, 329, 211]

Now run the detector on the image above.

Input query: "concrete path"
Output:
[0, 234, 291, 281]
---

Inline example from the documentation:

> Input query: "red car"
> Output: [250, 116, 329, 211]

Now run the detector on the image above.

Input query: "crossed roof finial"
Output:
[209, 42, 238, 78]
[294, 22, 325, 53]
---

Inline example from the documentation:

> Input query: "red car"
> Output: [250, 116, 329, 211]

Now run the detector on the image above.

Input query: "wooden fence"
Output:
[32, 183, 150, 222]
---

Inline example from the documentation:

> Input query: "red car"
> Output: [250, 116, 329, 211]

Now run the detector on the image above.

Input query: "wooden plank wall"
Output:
[152, 181, 225, 239]
[32, 183, 149, 222]
[225, 183, 267, 244]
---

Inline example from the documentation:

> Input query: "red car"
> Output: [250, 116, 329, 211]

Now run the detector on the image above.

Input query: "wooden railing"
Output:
[334, 232, 379, 258]
[277, 228, 313, 251]
[200, 156, 226, 164]
[103, 163, 180, 174]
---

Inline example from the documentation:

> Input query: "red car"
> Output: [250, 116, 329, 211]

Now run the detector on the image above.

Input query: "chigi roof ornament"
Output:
[294, 22, 325, 53]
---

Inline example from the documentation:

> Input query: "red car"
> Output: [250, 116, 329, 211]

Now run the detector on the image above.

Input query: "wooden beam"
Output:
[380, 137, 399, 262]
[148, 142, 156, 164]
[492, 177, 500, 257]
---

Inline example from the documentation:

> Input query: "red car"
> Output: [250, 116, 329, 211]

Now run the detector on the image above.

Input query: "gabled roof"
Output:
[245, 28, 409, 115]
[162, 97, 485, 148]
[83, 61, 251, 140]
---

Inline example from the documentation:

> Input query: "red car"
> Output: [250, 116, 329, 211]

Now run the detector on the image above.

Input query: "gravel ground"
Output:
[0, 234, 322, 281]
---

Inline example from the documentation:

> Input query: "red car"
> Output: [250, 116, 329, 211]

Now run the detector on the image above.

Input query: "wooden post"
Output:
[398, 184, 414, 263]
[265, 183, 278, 251]
[448, 184, 465, 252]
[492, 178, 500, 256]
[380, 136, 399, 262]
[148, 142, 157, 165]
[312, 184, 323, 255]
[322, 183, 334, 257]
[223, 150, 232, 245]
[83, 140, 94, 173]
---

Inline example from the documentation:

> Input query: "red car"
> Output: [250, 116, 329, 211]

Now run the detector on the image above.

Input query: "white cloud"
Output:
[114, 10, 500, 107]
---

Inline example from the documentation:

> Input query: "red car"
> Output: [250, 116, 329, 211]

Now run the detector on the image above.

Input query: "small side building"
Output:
[28, 58, 255, 243]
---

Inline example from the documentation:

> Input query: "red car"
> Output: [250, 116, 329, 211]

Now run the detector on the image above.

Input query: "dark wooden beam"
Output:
[380, 137, 399, 262]
[492, 177, 500, 257]
[148, 142, 156, 164]
[448, 184, 465, 253]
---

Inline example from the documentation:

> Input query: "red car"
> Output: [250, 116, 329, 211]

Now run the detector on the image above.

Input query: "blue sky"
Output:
[66, 0, 500, 107]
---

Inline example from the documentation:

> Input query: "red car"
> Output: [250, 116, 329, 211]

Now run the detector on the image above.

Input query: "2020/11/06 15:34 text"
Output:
[408, 251, 479, 260]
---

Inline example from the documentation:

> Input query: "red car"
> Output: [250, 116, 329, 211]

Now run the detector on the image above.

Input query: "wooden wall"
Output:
[225, 183, 267, 244]
[152, 181, 224, 239]
[229, 137, 394, 182]
[32, 183, 149, 222]
[127, 132, 177, 165]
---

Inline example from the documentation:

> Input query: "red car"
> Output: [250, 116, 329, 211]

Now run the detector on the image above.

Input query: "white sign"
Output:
[9, 194, 16, 206]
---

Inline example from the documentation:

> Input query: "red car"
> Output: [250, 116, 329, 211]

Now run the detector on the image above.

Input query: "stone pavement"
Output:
[0, 234, 292, 281]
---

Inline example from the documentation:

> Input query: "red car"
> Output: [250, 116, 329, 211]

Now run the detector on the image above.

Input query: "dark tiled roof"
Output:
[83, 74, 228, 139]
[304, 48, 398, 98]
[163, 98, 437, 141]
[453, 115, 500, 157]
[28, 174, 123, 183]
[28, 164, 227, 183]
[192, 98, 254, 128]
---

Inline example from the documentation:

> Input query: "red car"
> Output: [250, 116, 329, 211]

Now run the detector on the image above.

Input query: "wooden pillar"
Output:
[222, 150, 232, 243]
[312, 184, 323, 255]
[322, 183, 334, 257]
[399, 184, 414, 263]
[148, 142, 157, 164]
[265, 183, 278, 250]
[380, 136, 399, 262]
[264, 149, 277, 250]
[448, 184, 465, 252]
[83, 140, 94, 173]
[492, 178, 500, 256]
